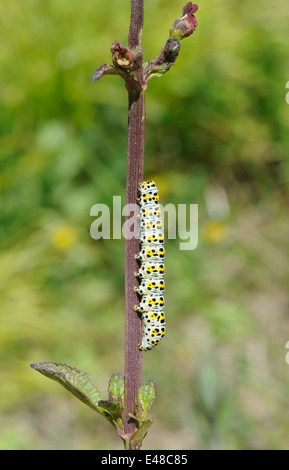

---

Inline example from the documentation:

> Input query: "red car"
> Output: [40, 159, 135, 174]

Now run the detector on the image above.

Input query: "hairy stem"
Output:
[123, 0, 145, 447]
[128, 0, 144, 49]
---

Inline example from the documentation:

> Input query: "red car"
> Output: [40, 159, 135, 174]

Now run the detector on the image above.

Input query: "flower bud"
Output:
[163, 38, 181, 62]
[169, 3, 198, 40]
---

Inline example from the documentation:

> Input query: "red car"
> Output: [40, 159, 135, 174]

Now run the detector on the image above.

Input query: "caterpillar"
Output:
[134, 180, 166, 351]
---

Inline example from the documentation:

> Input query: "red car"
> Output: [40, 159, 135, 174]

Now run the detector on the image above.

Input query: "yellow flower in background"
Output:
[201, 220, 230, 245]
[50, 225, 78, 250]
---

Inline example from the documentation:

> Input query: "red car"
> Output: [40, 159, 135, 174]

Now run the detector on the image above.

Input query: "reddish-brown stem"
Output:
[128, 0, 144, 49]
[123, 0, 145, 448]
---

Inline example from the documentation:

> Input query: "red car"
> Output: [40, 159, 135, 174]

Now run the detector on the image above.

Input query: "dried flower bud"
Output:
[111, 41, 136, 69]
[169, 3, 198, 40]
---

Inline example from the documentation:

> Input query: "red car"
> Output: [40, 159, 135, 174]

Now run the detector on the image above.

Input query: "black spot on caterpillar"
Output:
[134, 180, 166, 351]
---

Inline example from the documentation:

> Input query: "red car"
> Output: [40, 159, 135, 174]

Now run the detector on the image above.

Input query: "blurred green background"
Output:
[1, 0, 289, 450]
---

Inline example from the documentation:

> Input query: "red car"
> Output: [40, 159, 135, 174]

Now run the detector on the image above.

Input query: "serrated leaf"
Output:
[30, 361, 107, 417]
[98, 400, 123, 418]
[137, 379, 157, 422]
[108, 373, 124, 406]
[130, 419, 153, 449]
[98, 400, 124, 431]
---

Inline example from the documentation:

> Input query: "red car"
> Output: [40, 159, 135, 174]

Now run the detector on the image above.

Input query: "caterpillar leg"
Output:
[138, 338, 160, 351]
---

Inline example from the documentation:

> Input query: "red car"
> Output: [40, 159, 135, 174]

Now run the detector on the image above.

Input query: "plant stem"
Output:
[123, 0, 145, 448]
[128, 0, 144, 49]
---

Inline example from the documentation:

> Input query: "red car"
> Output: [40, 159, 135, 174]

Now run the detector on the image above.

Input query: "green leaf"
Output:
[98, 400, 124, 431]
[130, 419, 153, 450]
[147, 68, 167, 79]
[136, 379, 157, 423]
[30, 361, 106, 416]
[108, 373, 124, 406]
